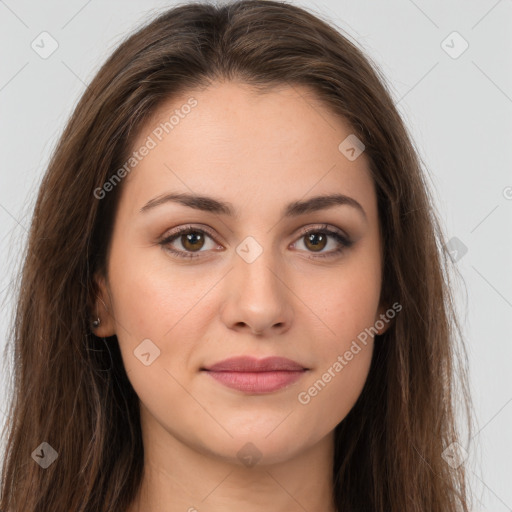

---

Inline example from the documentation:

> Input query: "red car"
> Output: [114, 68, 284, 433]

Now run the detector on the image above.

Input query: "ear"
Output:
[374, 302, 393, 336]
[89, 271, 116, 337]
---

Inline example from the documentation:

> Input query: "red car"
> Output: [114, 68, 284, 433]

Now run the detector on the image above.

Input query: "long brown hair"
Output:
[0, 1, 474, 510]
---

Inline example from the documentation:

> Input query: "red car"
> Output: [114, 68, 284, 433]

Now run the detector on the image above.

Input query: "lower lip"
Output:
[203, 370, 306, 393]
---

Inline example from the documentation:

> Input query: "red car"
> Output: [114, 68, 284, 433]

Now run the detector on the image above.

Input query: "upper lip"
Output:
[202, 356, 307, 372]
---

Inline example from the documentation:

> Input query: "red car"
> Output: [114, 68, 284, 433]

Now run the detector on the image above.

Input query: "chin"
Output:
[194, 426, 317, 468]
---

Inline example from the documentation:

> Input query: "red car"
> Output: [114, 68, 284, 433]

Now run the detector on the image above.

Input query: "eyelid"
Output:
[160, 223, 349, 243]
[160, 224, 222, 244]
[294, 223, 350, 243]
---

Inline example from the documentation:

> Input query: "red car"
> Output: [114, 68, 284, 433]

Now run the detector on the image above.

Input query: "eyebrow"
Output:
[140, 192, 367, 221]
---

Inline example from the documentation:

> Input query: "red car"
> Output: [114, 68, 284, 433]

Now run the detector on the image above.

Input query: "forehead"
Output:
[120, 80, 376, 221]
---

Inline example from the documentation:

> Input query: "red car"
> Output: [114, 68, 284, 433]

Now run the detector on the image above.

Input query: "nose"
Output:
[219, 247, 293, 336]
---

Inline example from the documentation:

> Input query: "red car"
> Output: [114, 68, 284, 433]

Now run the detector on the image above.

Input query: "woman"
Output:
[0, 1, 473, 510]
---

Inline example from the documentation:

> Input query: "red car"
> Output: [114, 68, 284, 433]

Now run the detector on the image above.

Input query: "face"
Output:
[94, 80, 389, 466]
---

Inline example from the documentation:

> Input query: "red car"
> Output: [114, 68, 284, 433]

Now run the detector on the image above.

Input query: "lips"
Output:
[201, 356, 308, 393]
[203, 356, 307, 372]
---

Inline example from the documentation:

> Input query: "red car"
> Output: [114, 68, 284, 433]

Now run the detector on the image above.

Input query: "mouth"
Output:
[200, 356, 309, 393]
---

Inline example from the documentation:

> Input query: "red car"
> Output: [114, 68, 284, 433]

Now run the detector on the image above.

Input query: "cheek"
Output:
[299, 252, 382, 349]
[295, 265, 380, 426]
[295, 340, 373, 439]
[105, 243, 222, 390]
[107, 241, 217, 339]
[291, 251, 380, 429]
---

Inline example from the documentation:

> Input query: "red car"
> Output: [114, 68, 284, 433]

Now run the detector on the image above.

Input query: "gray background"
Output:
[1, 0, 511, 510]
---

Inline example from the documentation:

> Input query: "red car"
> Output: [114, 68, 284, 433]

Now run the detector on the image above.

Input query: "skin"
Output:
[94, 80, 390, 512]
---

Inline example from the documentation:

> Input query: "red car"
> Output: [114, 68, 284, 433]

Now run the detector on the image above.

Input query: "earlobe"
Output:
[374, 302, 393, 336]
[89, 272, 116, 337]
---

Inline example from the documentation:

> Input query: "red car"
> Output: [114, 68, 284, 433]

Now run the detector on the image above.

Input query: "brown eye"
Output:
[303, 232, 328, 252]
[293, 225, 353, 259]
[159, 226, 219, 259]
[181, 231, 205, 251]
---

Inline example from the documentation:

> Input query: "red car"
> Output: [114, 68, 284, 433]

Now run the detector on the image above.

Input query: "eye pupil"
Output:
[182, 232, 204, 251]
[305, 232, 327, 252]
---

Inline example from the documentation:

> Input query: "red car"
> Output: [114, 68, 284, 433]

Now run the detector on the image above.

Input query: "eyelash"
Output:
[158, 224, 353, 260]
